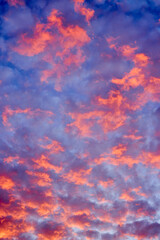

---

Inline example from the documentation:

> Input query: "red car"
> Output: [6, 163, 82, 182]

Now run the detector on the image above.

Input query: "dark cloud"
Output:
[120, 220, 160, 238]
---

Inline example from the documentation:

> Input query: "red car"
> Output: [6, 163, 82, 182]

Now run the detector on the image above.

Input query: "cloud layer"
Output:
[0, 0, 160, 239]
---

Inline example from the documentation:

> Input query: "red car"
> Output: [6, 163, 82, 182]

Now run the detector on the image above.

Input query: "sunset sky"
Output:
[0, 0, 160, 239]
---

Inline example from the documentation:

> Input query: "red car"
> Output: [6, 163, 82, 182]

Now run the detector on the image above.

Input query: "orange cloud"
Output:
[123, 134, 143, 140]
[0, 216, 34, 239]
[4, 155, 20, 163]
[133, 53, 149, 67]
[120, 192, 135, 201]
[97, 90, 124, 108]
[73, 0, 94, 24]
[2, 106, 53, 128]
[112, 144, 127, 157]
[0, 196, 28, 222]
[0, 176, 14, 190]
[46, 10, 91, 89]
[99, 179, 114, 188]
[106, 41, 160, 116]
[95, 150, 140, 167]
[67, 214, 91, 230]
[63, 48, 86, 66]
[95, 148, 160, 168]
[67, 111, 95, 136]
[67, 90, 127, 136]
[59, 24, 90, 47]
[107, 40, 151, 94]
[67, 110, 126, 136]
[13, 23, 52, 56]
[112, 67, 145, 90]
[2, 106, 30, 127]
[100, 110, 126, 132]
[67, 105, 126, 137]
[22, 187, 58, 219]
[120, 45, 138, 57]
[62, 168, 93, 186]
[142, 152, 160, 168]
[39, 137, 64, 154]
[73, 209, 91, 216]
[13, 9, 90, 91]
[33, 154, 62, 174]
[145, 76, 160, 101]
[132, 187, 147, 198]
[37, 201, 58, 217]
[26, 170, 52, 187]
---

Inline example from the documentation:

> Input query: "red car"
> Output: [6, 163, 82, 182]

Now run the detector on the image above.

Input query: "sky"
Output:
[0, 0, 160, 239]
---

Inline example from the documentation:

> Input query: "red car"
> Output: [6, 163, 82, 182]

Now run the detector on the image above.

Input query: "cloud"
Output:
[120, 220, 160, 238]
